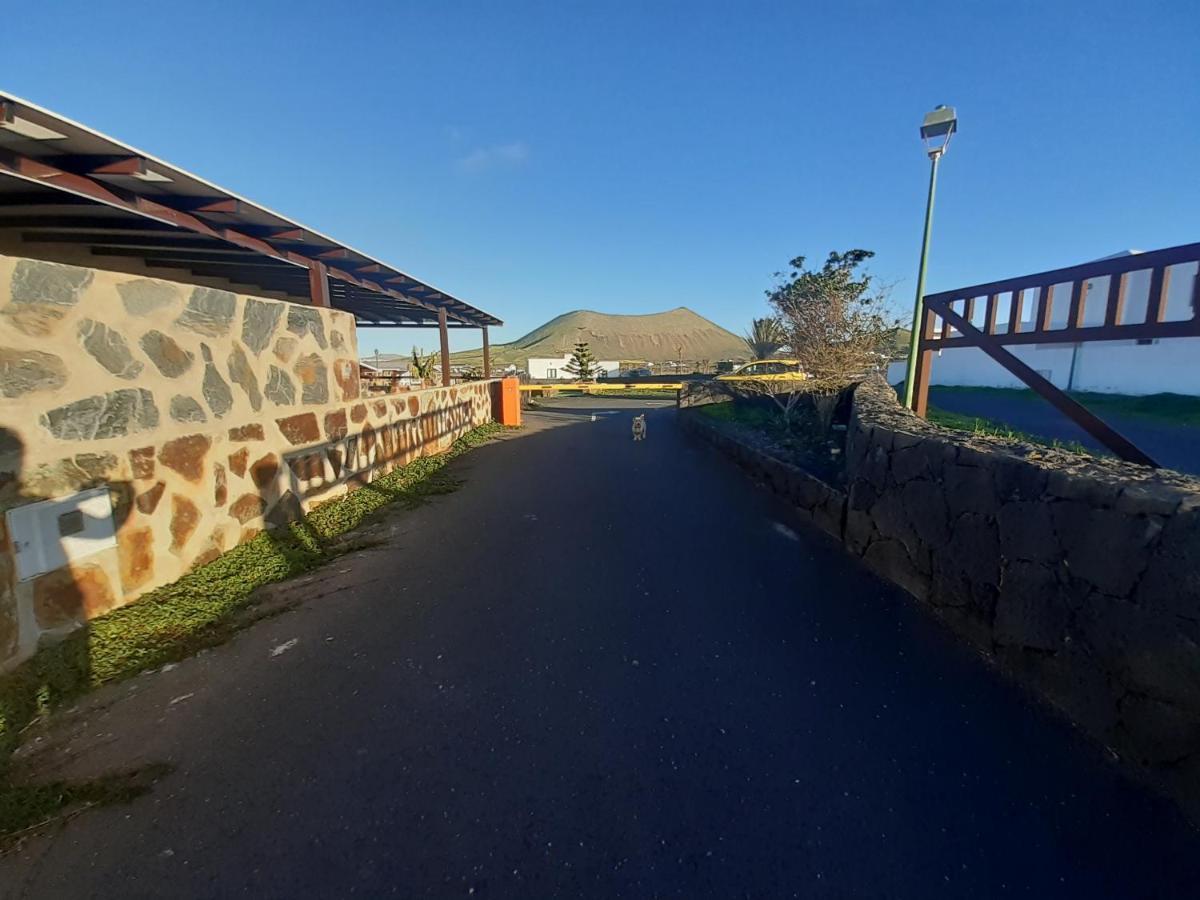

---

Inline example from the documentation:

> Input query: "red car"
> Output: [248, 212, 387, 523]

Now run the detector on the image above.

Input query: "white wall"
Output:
[528, 356, 620, 380]
[887, 337, 1200, 396]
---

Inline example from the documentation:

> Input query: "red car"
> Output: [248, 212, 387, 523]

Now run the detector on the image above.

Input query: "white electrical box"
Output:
[5, 487, 116, 581]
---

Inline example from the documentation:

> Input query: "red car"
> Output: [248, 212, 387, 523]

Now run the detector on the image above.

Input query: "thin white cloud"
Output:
[456, 141, 529, 173]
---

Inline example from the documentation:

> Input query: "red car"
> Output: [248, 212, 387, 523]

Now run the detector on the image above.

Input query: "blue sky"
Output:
[4, 1, 1197, 354]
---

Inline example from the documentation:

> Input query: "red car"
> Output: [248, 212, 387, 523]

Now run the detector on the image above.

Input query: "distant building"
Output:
[887, 253, 1200, 397]
[528, 355, 620, 380]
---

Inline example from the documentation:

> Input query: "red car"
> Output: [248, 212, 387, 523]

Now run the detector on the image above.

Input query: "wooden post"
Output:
[308, 261, 330, 308]
[911, 304, 936, 417]
[481, 326, 491, 378]
[438, 307, 451, 387]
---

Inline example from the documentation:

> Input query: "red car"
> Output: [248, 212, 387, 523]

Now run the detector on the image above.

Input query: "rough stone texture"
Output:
[265, 365, 296, 406]
[129, 446, 156, 480]
[5, 259, 92, 336]
[350, 403, 368, 424]
[250, 453, 280, 490]
[294, 353, 329, 405]
[201, 344, 234, 418]
[135, 481, 166, 515]
[33, 564, 115, 629]
[273, 336, 298, 364]
[331, 329, 346, 350]
[158, 434, 211, 483]
[333, 358, 360, 401]
[77, 318, 143, 379]
[118, 278, 180, 316]
[229, 423, 264, 442]
[241, 298, 284, 355]
[139, 330, 193, 378]
[325, 410, 348, 442]
[0, 347, 68, 398]
[118, 525, 155, 592]
[276, 413, 321, 445]
[0, 590, 17, 663]
[407, 396, 420, 417]
[228, 447, 249, 478]
[229, 493, 268, 524]
[227, 344, 263, 411]
[169, 395, 208, 424]
[214, 462, 227, 507]
[178, 286, 236, 336]
[40, 389, 159, 441]
[287, 306, 327, 348]
[169, 494, 201, 555]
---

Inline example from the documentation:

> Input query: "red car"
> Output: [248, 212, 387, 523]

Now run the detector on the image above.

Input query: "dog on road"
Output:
[631, 414, 647, 441]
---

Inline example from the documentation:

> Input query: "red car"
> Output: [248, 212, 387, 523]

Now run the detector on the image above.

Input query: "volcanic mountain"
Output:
[443, 307, 749, 367]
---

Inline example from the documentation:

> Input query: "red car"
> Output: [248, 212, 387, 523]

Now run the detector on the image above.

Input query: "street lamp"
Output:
[902, 104, 957, 411]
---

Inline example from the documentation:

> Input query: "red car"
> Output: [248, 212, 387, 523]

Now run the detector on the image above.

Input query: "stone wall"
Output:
[681, 376, 1200, 817]
[0, 255, 495, 671]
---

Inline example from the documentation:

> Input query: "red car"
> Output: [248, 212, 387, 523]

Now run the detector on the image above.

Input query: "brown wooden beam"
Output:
[438, 308, 451, 386]
[1105, 273, 1127, 327]
[482, 326, 491, 378]
[927, 297, 1159, 467]
[308, 260, 331, 308]
[922, 317, 1200, 350]
[911, 303, 936, 417]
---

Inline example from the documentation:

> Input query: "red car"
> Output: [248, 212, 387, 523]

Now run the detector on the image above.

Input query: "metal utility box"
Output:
[5, 487, 116, 581]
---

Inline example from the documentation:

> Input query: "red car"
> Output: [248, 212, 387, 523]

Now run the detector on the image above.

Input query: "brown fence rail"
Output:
[911, 241, 1200, 467]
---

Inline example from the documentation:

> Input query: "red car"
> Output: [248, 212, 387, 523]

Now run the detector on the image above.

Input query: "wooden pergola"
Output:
[0, 92, 500, 384]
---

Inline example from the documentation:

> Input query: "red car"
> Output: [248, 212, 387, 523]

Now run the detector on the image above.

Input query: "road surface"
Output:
[929, 387, 1200, 476]
[2, 397, 1198, 897]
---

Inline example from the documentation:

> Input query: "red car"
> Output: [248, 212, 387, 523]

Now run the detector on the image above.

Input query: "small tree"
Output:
[411, 346, 438, 385]
[564, 341, 598, 381]
[743, 317, 785, 360]
[767, 250, 894, 429]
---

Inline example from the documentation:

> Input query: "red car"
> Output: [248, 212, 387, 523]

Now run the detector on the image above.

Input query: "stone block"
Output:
[169, 395, 207, 424]
[40, 389, 159, 441]
[229, 423, 265, 442]
[945, 512, 1001, 589]
[325, 410, 348, 442]
[272, 336, 298, 364]
[265, 490, 305, 528]
[1052, 500, 1149, 597]
[890, 445, 929, 483]
[77, 319, 142, 379]
[0, 347, 67, 398]
[1118, 695, 1200, 764]
[333, 358, 360, 401]
[201, 344, 234, 418]
[158, 434, 211, 483]
[373, 399, 389, 419]
[178, 286, 236, 336]
[139, 329, 194, 378]
[169, 495, 200, 554]
[241, 298, 284, 355]
[350, 403, 368, 424]
[944, 463, 998, 517]
[1115, 483, 1185, 517]
[214, 462, 227, 507]
[276, 412, 321, 445]
[265, 365, 296, 406]
[251, 453, 280, 490]
[118, 525, 155, 592]
[227, 344, 262, 411]
[408, 396, 420, 417]
[129, 446, 155, 480]
[135, 481, 166, 515]
[845, 507, 876, 556]
[229, 493, 267, 524]
[901, 478, 949, 547]
[1047, 468, 1121, 507]
[11, 258, 91, 310]
[994, 561, 1070, 650]
[863, 539, 929, 601]
[997, 500, 1060, 564]
[294, 353, 329, 405]
[992, 457, 1048, 501]
[1135, 505, 1200, 621]
[118, 278, 179, 316]
[286, 306, 328, 348]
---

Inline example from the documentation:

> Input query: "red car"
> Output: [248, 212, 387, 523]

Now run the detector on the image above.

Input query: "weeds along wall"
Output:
[0, 255, 494, 671]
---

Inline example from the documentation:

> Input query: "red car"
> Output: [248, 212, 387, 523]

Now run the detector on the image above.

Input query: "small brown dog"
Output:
[631, 414, 646, 441]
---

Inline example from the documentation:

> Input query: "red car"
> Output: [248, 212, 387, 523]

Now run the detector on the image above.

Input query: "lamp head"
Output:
[920, 105, 957, 158]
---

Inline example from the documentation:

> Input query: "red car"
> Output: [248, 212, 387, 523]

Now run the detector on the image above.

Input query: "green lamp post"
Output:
[902, 105, 957, 410]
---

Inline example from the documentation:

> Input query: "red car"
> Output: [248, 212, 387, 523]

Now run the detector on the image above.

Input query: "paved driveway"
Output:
[2, 398, 1198, 897]
[929, 387, 1200, 476]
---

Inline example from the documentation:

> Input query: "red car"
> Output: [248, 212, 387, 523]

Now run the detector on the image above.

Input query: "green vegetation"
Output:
[931, 386, 1200, 428]
[0, 423, 508, 845]
[565, 340, 598, 381]
[926, 406, 1093, 455]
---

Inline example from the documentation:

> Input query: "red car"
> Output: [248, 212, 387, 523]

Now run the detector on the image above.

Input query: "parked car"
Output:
[714, 359, 807, 382]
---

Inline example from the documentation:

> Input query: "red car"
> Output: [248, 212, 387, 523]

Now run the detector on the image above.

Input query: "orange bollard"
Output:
[491, 376, 521, 426]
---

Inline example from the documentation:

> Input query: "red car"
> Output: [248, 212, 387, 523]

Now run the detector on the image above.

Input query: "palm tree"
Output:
[743, 317, 785, 360]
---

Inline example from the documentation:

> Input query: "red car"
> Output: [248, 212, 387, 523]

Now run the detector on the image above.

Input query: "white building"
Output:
[888, 255, 1200, 396]
[528, 355, 620, 381]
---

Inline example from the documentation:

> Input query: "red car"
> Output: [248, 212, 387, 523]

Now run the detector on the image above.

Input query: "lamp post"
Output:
[902, 105, 957, 411]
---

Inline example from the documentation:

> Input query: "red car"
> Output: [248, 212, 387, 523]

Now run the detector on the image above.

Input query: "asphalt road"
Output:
[3, 398, 1198, 898]
[929, 387, 1200, 476]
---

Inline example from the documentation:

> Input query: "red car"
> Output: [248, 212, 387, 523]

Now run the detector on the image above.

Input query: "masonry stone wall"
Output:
[681, 376, 1200, 817]
[0, 255, 494, 671]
